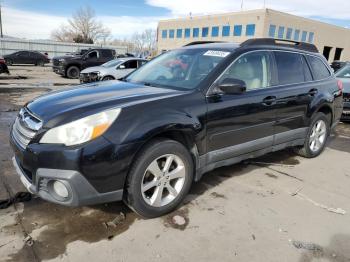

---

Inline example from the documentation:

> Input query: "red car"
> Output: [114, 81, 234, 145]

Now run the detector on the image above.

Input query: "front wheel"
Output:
[102, 76, 115, 81]
[66, 66, 80, 79]
[124, 139, 194, 218]
[6, 59, 13, 66]
[294, 112, 330, 158]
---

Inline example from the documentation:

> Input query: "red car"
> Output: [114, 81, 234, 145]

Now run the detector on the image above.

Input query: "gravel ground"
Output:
[0, 85, 350, 262]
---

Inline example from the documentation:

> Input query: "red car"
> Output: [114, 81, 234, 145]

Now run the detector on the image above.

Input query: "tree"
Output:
[51, 6, 110, 44]
[130, 29, 157, 54]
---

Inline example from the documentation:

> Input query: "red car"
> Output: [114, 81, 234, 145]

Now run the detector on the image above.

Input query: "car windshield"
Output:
[335, 65, 350, 78]
[102, 59, 124, 68]
[125, 48, 230, 90]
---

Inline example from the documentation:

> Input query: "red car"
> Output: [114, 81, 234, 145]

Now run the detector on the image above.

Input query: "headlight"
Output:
[40, 108, 121, 146]
[58, 58, 65, 62]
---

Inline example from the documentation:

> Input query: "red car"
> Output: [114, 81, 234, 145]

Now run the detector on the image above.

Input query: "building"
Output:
[0, 38, 127, 58]
[157, 9, 350, 61]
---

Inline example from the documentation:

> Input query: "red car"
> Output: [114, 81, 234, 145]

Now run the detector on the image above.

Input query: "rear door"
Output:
[272, 51, 315, 145]
[206, 50, 277, 163]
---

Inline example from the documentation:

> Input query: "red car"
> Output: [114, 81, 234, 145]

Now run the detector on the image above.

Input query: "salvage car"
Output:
[4, 51, 50, 66]
[80, 58, 148, 83]
[335, 64, 350, 121]
[52, 48, 116, 79]
[10, 39, 343, 218]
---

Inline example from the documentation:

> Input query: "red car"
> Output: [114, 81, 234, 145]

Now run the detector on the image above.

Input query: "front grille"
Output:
[79, 72, 100, 83]
[343, 93, 350, 103]
[12, 108, 42, 149]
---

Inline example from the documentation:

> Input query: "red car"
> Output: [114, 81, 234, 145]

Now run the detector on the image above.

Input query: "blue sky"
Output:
[2, 0, 350, 40]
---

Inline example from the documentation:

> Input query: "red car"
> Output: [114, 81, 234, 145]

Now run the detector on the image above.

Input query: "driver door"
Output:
[83, 50, 100, 69]
[205, 51, 277, 163]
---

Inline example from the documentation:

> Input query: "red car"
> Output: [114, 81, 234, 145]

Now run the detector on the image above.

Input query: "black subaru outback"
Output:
[10, 39, 343, 218]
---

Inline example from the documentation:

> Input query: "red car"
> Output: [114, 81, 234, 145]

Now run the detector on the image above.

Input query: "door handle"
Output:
[308, 89, 318, 96]
[262, 96, 277, 106]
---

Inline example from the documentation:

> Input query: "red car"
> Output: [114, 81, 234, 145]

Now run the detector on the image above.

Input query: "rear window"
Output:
[274, 51, 305, 85]
[307, 55, 331, 80]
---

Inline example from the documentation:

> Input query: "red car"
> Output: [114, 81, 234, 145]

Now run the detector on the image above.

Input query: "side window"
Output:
[307, 55, 331, 80]
[101, 50, 112, 57]
[274, 51, 305, 85]
[138, 60, 147, 67]
[302, 56, 312, 82]
[122, 60, 138, 69]
[219, 51, 272, 90]
[87, 51, 98, 59]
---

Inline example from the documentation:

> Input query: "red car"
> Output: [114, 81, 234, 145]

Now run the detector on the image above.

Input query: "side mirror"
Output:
[119, 64, 126, 69]
[218, 78, 246, 95]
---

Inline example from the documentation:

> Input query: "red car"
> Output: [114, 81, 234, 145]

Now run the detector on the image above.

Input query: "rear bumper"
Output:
[12, 156, 123, 206]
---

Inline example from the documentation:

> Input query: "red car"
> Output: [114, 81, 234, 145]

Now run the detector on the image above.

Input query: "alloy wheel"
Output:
[309, 119, 327, 152]
[141, 154, 186, 207]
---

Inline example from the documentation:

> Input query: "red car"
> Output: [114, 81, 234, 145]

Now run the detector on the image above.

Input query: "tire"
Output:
[36, 60, 45, 67]
[102, 76, 115, 81]
[124, 139, 194, 218]
[66, 66, 80, 79]
[294, 112, 330, 158]
[6, 59, 13, 66]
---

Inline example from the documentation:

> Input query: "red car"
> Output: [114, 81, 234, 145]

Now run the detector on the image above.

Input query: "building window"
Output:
[161, 30, 167, 39]
[268, 25, 276, 38]
[233, 25, 242, 36]
[176, 29, 182, 38]
[301, 31, 307, 42]
[202, 27, 209, 37]
[286, 28, 293, 40]
[294, 29, 300, 41]
[193, 28, 199, 38]
[185, 28, 191, 38]
[211, 26, 219, 37]
[278, 26, 285, 39]
[246, 24, 255, 36]
[308, 32, 314, 43]
[169, 29, 174, 38]
[222, 25, 230, 37]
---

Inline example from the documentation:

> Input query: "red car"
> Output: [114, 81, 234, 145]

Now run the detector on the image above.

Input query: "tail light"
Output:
[337, 80, 343, 94]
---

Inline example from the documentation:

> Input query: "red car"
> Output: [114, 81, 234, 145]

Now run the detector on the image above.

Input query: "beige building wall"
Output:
[157, 9, 350, 61]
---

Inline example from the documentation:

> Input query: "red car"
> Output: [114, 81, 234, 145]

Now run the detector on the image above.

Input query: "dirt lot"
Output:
[0, 84, 350, 262]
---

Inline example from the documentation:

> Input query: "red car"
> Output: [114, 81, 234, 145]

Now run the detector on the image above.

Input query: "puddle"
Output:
[254, 150, 300, 166]
[163, 207, 189, 231]
[295, 234, 350, 262]
[3, 199, 138, 262]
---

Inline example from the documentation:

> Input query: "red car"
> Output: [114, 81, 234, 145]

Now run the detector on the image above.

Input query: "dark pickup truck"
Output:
[52, 48, 116, 79]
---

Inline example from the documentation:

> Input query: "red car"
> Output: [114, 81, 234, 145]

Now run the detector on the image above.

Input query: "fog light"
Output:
[52, 180, 69, 198]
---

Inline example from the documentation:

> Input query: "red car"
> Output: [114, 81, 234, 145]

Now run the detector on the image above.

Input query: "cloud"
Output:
[2, 6, 161, 40]
[146, 0, 350, 20]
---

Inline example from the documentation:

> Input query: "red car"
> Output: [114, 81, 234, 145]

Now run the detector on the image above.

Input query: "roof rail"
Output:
[184, 41, 225, 46]
[240, 38, 318, 53]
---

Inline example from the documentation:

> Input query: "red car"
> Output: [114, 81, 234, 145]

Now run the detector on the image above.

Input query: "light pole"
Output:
[0, 3, 3, 38]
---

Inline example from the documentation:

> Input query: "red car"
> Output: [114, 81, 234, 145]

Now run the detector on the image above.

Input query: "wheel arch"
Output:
[315, 104, 333, 127]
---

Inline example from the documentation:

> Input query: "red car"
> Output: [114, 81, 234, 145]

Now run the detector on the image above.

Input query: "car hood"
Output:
[80, 66, 106, 74]
[26, 81, 184, 128]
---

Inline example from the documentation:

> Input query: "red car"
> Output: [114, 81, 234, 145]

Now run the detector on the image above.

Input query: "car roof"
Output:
[181, 42, 239, 51]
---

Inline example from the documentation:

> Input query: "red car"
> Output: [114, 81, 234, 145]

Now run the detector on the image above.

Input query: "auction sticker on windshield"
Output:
[203, 50, 230, 57]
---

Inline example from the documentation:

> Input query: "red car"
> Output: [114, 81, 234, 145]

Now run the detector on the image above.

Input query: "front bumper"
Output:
[52, 65, 65, 75]
[12, 156, 123, 206]
[10, 131, 141, 207]
[79, 72, 102, 83]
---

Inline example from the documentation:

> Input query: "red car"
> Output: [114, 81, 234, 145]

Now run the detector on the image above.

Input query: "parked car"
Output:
[10, 39, 343, 218]
[0, 57, 9, 74]
[80, 58, 148, 83]
[330, 61, 348, 72]
[335, 64, 350, 121]
[4, 51, 50, 66]
[52, 48, 116, 79]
